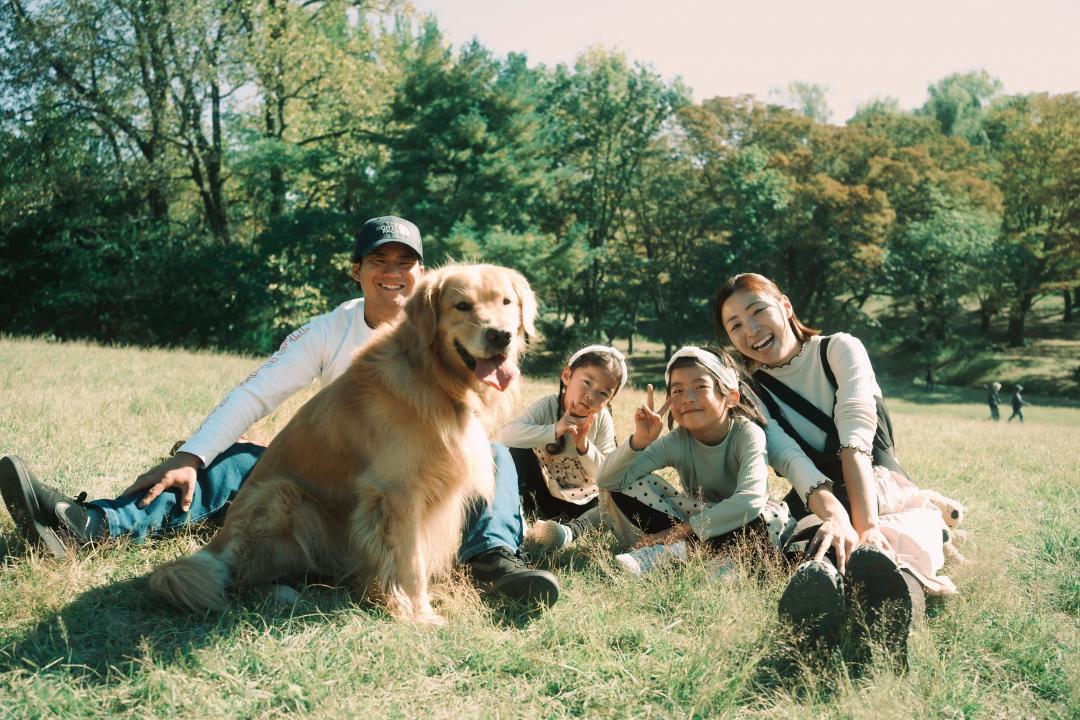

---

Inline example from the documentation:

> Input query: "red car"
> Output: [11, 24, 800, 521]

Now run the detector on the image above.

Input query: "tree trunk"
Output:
[1006, 314, 1025, 347]
[1064, 288, 1074, 322]
[265, 0, 287, 221]
[1007, 292, 1035, 347]
[979, 301, 993, 334]
[147, 180, 169, 223]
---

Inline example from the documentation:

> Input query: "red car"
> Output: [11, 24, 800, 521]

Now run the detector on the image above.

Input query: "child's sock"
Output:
[526, 519, 573, 553]
[614, 541, 688, 576]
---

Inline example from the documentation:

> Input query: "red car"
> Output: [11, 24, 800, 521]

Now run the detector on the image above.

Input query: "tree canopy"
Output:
[2, 0, 1077, 357]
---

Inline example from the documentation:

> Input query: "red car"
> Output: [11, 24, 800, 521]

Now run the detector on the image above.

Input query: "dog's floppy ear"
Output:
[405, 270, 442, 347]
[508, 269, 537, 341]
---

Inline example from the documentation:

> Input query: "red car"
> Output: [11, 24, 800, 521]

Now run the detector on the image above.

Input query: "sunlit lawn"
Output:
[1, 336, 1077, 718]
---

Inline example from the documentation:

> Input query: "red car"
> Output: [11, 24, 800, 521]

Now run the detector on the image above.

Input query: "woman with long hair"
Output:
[714, 272, 957, 666]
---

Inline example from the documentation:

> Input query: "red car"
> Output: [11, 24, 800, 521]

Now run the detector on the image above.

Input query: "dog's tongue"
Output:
[474, 354, 518, 391]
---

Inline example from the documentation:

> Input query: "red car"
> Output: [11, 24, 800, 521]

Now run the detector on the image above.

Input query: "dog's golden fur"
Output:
[149, 263, 536, 624]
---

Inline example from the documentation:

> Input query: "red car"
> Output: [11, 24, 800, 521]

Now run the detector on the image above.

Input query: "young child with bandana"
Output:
[498, 345, 629, 552]
[598, 346, 792, 575]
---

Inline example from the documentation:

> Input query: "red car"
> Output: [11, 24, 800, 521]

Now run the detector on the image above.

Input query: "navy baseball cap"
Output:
[352, 216, 423, 262]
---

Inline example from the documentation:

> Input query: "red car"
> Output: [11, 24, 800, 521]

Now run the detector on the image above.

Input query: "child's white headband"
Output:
[566, 344, 629, 393]
[665, 347, 739, 392]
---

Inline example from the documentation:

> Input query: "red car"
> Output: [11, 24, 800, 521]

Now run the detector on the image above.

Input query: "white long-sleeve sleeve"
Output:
[826, 333, 879, 454]
[497, 394, 616, 479]
[178, 298, 374, 467]
[598, 420, 768, 540]
[497, 395, 560, 448]
[747, 386, 835, 505]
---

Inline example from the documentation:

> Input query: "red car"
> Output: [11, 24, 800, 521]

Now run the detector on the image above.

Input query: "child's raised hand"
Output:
[631, 384, 669, 450]
[555, 411, 584, 440]
[573, 412, 595, 454]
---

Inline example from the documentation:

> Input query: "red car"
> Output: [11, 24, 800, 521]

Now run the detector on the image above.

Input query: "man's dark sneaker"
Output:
[0, 455, 71, 559]
[55, 493, 98, 543]
[467, 546, 560, 607]
[778, 559, 846, 644]
[846, 545, 922, 669]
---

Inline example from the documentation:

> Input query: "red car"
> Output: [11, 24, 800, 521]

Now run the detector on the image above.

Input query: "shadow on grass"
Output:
[0, 550, 552, 683]
[0, 572, 371, 684]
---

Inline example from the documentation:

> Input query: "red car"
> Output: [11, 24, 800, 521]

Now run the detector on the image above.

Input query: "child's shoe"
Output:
[614, 541, 688, 575]
[526, 519, 573, 554]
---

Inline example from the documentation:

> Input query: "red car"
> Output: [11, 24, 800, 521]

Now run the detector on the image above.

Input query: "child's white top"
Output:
[497, 394, 616, 481]
[179, 298, 374, 467]
[754, 332, 881, 504]
[597, 416, 768, 540]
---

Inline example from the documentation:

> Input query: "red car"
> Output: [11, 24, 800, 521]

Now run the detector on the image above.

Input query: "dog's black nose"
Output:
[485, 328, 512, 349]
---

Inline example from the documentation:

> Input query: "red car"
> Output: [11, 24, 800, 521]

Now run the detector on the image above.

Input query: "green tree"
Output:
[683, 98, 893, 324]
[540, 48, 688, 334]
[919, 70, 1002, 146]
[985, 93, 1080, 344]
[377, 29, 549, 246]
[624, 138, 721, 355]
[769, 81, 832, 124]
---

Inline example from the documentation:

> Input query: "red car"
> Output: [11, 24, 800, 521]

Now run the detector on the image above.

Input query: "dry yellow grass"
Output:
[1, 336, 1077, 718]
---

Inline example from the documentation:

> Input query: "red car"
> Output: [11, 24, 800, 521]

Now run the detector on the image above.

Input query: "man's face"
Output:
[351, 243, 423, 326]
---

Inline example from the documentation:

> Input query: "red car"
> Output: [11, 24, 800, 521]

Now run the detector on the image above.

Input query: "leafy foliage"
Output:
[1, 1, 1077, 363]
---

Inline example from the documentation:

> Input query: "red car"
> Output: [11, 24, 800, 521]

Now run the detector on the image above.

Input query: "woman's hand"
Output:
[632, 521, 692, 549]
[630, 384, 669, 450]
[808, 515, 859, 574]
[857, 524, 893, 553]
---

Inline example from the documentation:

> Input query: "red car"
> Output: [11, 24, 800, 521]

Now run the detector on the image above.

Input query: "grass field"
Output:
[1, 336, 1077, 719]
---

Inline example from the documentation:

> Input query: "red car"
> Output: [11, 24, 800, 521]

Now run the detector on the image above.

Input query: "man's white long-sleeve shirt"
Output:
[178, 298, 374, 467]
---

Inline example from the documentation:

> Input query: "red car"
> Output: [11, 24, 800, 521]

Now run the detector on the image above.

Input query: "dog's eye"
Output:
[454, 301, 472, 312]
[503, 297, 512, 305]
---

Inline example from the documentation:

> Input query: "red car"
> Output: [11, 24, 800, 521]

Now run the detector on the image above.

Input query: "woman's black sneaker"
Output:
[846, 545, 921, 669]
[0, 455, 71, 559]
[778, 559, 846, 645]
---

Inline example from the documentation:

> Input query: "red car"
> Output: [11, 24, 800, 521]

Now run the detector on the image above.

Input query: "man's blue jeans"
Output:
[89, 443, 523, 563]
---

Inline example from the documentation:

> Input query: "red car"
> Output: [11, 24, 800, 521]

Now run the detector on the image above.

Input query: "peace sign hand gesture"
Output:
[572, 412, 596, 454]
[630, 384, 670, 451]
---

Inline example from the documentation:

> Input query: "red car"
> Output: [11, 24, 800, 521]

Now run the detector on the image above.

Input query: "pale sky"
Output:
[411, 0, 1080, 123]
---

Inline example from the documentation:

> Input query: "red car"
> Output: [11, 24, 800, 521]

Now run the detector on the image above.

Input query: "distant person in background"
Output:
[1008, 384, 1027, 423]
[924, 367, 935, 392]
[987, 382, 1001, 421]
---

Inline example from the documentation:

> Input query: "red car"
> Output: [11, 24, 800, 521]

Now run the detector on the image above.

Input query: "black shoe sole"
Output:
[778, 560, 845, 643]
[0, 456, 68, 559]
[487, 569, 560, 608]
[846, 546, 913, 667]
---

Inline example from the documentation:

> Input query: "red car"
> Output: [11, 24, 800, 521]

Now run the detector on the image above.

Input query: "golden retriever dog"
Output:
[149, 263, 536, 624]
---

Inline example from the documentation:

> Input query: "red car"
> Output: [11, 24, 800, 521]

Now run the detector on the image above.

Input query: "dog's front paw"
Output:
[415, 611, 447, 627]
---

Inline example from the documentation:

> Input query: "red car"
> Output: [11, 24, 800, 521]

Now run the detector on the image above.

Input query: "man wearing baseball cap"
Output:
[2, 215, 560, 608]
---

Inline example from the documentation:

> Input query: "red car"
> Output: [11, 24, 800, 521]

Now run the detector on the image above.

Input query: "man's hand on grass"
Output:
[122, 452, 201, 512]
